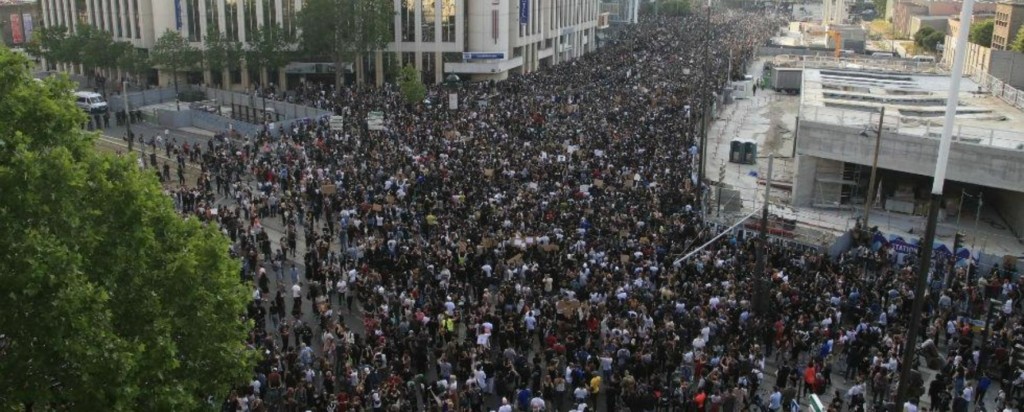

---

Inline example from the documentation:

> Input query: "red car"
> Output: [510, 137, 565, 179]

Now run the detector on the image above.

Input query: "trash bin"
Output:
[743, 141, 757, 164]
[730, 139, 743, 163]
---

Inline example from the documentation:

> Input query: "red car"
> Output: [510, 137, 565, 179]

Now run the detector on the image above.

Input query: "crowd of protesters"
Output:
[132, 8, 1024, 412]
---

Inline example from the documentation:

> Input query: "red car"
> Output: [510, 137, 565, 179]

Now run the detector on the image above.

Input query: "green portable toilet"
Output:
[730, 139, 743, 163]
[743, 141, 757, 164]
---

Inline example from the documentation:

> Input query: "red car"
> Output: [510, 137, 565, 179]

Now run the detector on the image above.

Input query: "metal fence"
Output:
[190, 110, 263, 137]
[768, 53, 942, 74]
[108, 87, 179, 112]
[973, 72, 1024, 113]
[199, 87, 333, 122]
[801, 105, 1024, 150]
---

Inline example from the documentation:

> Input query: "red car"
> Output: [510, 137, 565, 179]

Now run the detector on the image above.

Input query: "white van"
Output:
[872, 52, 894, 58]
[912, 55, 936, 63]
[74, 91, 108, 114]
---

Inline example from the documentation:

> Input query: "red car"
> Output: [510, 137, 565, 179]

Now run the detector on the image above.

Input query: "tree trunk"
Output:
[334, 55, 345, 89]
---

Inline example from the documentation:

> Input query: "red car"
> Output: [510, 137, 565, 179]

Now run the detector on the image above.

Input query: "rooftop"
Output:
[801, 68, 1024, 150]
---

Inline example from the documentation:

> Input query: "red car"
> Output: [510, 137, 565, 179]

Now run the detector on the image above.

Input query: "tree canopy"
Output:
[297, 0, 394, 86]
[1012, 25, 1024, 53]
[397, 64, 426, 105]
[913, 26, 944, 52]
[150, 30, 199, 94]
[245, 24, 294, 86]
[969, 19, 994, 48]
[0, 46, 253, 411]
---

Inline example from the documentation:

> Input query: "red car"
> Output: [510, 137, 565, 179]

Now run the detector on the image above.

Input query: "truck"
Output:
[771, 67, 803, 94]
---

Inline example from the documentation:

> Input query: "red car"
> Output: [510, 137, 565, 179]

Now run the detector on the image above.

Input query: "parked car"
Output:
[74, 91, 108, 114]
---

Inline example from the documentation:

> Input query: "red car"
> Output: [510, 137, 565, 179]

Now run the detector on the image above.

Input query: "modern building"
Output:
[992, 1, 1024, 50]
[790, 68, 1024, 242]
[39, 0, 605, 88]
[893, 1, 996, 38]
[1, 1, 39, 47]
[822, 0, 848, 25]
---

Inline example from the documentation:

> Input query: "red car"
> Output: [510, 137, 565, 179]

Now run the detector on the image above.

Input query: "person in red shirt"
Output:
[803, 361, 817, 397]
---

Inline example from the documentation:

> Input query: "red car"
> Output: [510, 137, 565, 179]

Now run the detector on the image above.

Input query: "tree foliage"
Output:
[969, 19, 994, 47]
[398, 64, 426, 105]
[1013, 25, 1024, 53]
[203, 31, 244, 86]
[913, 26, 944, 52]
[297, 0, 395, 86]
[25, 25, 78, 67]
[246, 24, 294, 86]
[151, 30, 199, 92]
[0, 47, 254, 411]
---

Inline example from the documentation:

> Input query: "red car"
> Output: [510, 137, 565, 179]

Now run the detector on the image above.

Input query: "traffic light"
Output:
[954, 232, 965, 252]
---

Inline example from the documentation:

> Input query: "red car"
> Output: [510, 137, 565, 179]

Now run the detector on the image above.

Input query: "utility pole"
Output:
[894, 0, 975, 408]
[972, 192, 983, 250]
[123, 80, 133, 152]
[754, 154, 775, 316]
[862, 106, 885, 231]
[717, 161, 726, 218]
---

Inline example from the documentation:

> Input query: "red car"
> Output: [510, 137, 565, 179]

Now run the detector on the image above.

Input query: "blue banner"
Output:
[174, 0, 183, 31]
[520, 0, 529, 24]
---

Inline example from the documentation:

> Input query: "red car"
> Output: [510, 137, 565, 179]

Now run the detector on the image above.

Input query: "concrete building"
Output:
[822, 0, 848, 24]
[992, 1, 1024, 50]
[791, 68, 1024, 240]
[910, 15, 949, 37]
[40, 0, 604, 88]
[1, 1, 38, 47]
[893, 1, 996, 38]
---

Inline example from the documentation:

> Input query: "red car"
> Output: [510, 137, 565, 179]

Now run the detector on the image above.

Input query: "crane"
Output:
[827, 29, 843, 58]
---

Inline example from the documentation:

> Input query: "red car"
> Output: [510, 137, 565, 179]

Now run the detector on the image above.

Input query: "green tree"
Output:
[150, 30, 199, 103]
[26, 25, 79, 69]
[0, 46, 254, 410]
[914, 26, 937, 49]
[969, 19, 994, 47]
[245, 24, 294, 88]
[873, 0, 887, 18]
[116, 44, 152, 88]
[297, 0, 395, 86]
[1012, 25, 1024, 52]
[74, 24, 126, 92]
[203, 31, 244, 87]
[398, 64, 426, 105]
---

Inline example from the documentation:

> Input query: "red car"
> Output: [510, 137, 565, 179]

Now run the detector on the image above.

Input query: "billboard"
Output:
[10, 14, 24, 44]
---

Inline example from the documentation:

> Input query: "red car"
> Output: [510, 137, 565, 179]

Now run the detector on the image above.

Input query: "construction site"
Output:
[706, 5, 1024, 270]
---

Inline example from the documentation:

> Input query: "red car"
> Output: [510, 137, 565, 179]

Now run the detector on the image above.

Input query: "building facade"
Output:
[992, 1, 1024, 51]
[1, 2, 39, 47]
[40, 0, 604, 87]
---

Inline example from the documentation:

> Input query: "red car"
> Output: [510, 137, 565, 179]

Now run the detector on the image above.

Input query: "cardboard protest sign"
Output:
[322, 184, 337, 195]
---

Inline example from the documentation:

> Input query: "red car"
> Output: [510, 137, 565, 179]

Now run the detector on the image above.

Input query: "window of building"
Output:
[113, 0, 123, 37]
[132, 0, 141, 38]
[263, 0, 277, 25]
[423, 0, 436, 42]
[186, 0, 201, 41]
[243, 0, 258, 42]
[225, 0, 240, 42]
[441, 0, 455, 42]
[283, 0, 297, 38]
[205, 0, 220, 37]
[401, 0, 415, 42]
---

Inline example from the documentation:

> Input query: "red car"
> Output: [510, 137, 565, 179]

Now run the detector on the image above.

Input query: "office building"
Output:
[40, 0, 605, 88]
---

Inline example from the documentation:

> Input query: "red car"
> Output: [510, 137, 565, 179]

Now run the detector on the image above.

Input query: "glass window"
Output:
[243, 0, 257, 43]
[186, 0, 201, 41]
[422, 0, 435, 42]
[113, 0, 122, 37]
[205, 0, 220, 36]
[441, 0, 455, 42]
[132, 0, 141, 38]
[401, 0, 415, 42]
[225, 0, 240, 42]
[283, 0, 296, 38]
[263, 0, 276, 25]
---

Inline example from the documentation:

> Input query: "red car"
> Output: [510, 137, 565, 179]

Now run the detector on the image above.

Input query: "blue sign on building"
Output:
[463, 52, 506, 61]
[520, 0, 529, 24]
[174, 0, 183, 30]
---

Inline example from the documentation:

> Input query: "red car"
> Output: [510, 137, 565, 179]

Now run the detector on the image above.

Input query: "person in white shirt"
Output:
[497, 397, 513, 412]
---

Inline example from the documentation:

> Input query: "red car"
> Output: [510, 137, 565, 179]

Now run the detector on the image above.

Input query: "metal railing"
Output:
[801, 105, 1024, 150]
[973, 71, 1024, 113]
[108, 87, 179, 112]
[770, 54, 943, 74]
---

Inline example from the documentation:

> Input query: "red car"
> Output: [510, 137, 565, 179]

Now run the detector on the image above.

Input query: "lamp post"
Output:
[894, 0, 975, 409]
